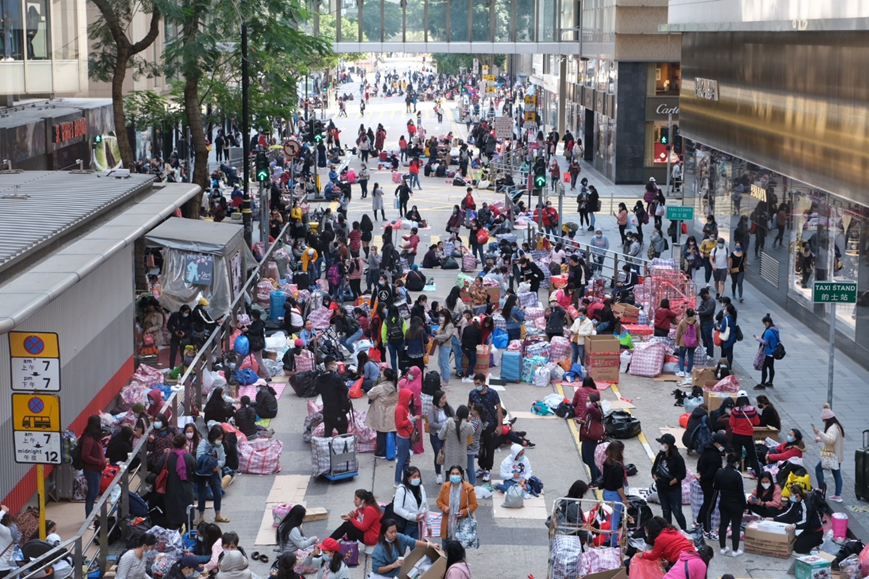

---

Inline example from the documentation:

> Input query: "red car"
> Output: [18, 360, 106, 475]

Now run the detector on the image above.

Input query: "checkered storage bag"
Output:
[295, 349, 316, 373]
[308, 307, 333, 330]
[311, 434, 358, 476]
[549, 535, 583, 579]
[492, 313, 507, 330]
[549, 336, 571, 361]
[690, 479, 720, 529]
[628, 342, 666, 377]
[239, 438, 283, 474]
[525, 342, 551, 359]
[524, 306, 545, 321]
[580, 548, 621, 576]
[518, 291, 538, 307]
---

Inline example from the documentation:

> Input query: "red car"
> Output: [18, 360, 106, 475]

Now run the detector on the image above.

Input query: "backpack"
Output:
[327, 263, 341, 286]
[423, 372, 441, 396]
[683, 323, 699, 349]
[690, 416, 713, 453]
[772, 329, 786, 359]
[70, 442, 84, 470]
[386, 318, 404, 345]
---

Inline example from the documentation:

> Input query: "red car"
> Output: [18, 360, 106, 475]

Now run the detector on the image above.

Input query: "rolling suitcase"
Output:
[855, 430, 869, 501]
[501, 351, 522, 382]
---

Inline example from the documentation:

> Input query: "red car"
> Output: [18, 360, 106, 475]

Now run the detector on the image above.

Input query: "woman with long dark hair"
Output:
[427, 391, 454, 483]
[651, 434, 689, 531]
[370, 519, 431, 578]
[403, 317, 427, 372]
[302, 538, 350, 579]
[813, 403, 846, 502]
[502, 294, 525, 342]
[276, 505, 317, 554]
[80, 415, 107, 517]
[392, 466, 429, 540]
[443, 541, 471, 579]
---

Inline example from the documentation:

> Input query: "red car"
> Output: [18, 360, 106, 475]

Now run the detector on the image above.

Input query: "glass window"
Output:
[537, 0, 554, 41]
[361, 0, 381, 42]
[450, 0, 468, 41]
[406, 0, 424, 40]
[51, 0, 77, 60]
[516, 0, 533, 41]
[25, 0, 48, 59]
[494, 0, 510, 41]
[426, 0, 446, 41]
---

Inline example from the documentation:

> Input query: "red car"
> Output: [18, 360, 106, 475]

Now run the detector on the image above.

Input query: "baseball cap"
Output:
[180, 555, 204, 572]
[737, 390, 748, 398]
[472, 316, 481, 323]
[294, 338, 304, 347]
[649, 177, 656, 183]
[320, 538, 341, 552]
[656, 433, 676, 446]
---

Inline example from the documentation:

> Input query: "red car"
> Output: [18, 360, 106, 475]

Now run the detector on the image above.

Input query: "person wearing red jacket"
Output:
[394, 389, 421, 485]
[577, 393, 605, 482]
[729, 390, 761, 476]
[653, 298, 678, 337]
[328, 489, 383, 546]
[765, 429, 806, 464]
[637, 516, 697, 564]
[542, 201, 559, 237]
[80, 415, 107, 517]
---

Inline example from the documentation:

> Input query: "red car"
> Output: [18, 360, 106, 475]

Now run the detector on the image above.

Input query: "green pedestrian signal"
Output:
[255, 151, 269, 183]
[533, 166, 547, 188]
[92, 135, 102, 146]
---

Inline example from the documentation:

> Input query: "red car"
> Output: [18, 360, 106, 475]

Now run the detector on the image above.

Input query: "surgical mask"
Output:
[186, 432, 194, 440]
[790, 495, 799, 503]
[184, 572, 200, 579]
[718, 243, 724, 248]
[659, 445, 666, 452]
[786, 435, 794, 444]
[197, 535, 204, 542]
[411, 478, 421, 487]
[596, 234, 602, 239]
[256, 386, 263, 392]
[579, 316, 585, 321]
[182, 313, 189, 318]
[450, 475, 462, 484]
[385, 537, 394, 543]
[379, 281, 385, 286]
[321, 553, 331, 562]
[154, 422, 164, 429]
[475, 385, 483, 392]
[735, 245, 742, 251]
[586, 402, 593, 408]
[762, 483, 771, 490]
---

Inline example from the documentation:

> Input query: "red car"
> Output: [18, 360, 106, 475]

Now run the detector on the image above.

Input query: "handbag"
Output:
[512, 316, 527, 339]
[436, 447, 445, 466]
[821, 448, 839, 470]
[713, 329, 722, 346]
[753, 345, 765, 371]
[154, 457, 169, 494]
[143, 333, 155, 346]
[455, 514, 479, 549]
[410, 422, 421, 445]
[338, 540, 359, 567]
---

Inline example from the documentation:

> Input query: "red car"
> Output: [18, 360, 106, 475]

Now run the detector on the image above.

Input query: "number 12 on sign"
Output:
[14, 431, 62, 464]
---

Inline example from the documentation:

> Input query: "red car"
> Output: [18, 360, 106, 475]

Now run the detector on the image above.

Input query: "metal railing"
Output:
[13, 222, 294, 579]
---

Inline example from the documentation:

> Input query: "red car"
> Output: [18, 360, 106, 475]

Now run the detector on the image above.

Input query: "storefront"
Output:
[0, 98, 114, 170]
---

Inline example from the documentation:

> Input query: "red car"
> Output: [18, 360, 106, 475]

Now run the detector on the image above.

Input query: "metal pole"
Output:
[37, 465, 45, 539]
[260, 180, 268, 252]
[557, 181, 564, 234]
[665, 112, 673, 195]
[828, 303, 836, 407]
[241, 23, 252, 247]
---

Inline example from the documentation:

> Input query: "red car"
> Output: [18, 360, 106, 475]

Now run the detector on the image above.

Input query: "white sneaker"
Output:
[482, 470, 491, 482]
[732, 550, 743, 557]
[720, 548, 729, 555]
[675, 371, 685, 377]
[461, 377, 473, 383]
[436, 474, 443, 484]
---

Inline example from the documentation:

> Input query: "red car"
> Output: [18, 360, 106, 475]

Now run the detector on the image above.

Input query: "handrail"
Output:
[13, 221, 294, 579]
[536, 230, 656, 283]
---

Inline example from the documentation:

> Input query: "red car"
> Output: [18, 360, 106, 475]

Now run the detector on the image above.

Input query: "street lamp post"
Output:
[241, 22, 252, 247]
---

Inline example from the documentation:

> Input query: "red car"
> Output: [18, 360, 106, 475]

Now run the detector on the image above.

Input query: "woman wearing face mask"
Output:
[146, 412, 176, 470]
[765, 428, 805, 464]
[251, 382, 279, 419]
[682, 236, 700, 281]
[753, 313, 780, 391]
[755, 395, 782, 431]
[577, 394, 605, 483]
[303, 538, 350, 579]
[434, 311, 455, 387]
[813, 403, 845, 503]
[568, 307, 594, 366]
[391, 467, 429, 540]
[428, 391, 453, 484]
[115, 533, 157, 579]
[729, 390, 761, 477]
[717, 303, 738, 367]
[436, 466, 478, 549]
[728, 241, 746, 302]
[196, 425, 230, 524]
[366, 368, 398, 459]
[164, 554, 205, 579]
[651, 434, 690, 531]
[613, 202, 628, 246]
[771, 485, 824, 554]
[695, 431, 726, 538]
[328, 489, 382, 546]
[446, 205, 463, 235]
[152, 434, 196, 530]
[183, 423, 201, 455]
[601, 440, 628, 547]
[233, 396, 260, 439]
[370, 519, 432, 579]
[713, 453, 747, 557]
[747, 472, 783, 519]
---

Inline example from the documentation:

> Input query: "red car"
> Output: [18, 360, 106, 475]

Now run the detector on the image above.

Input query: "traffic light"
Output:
[660, 127, 669, 145]
[92, 135, 102, 146]
[255, 151, 269, 183]
[533, 161, 547, 189]
[312, 120, 324, 144]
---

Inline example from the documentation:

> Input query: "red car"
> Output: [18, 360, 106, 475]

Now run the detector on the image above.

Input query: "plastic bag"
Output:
[628, 555, 665, 579]
[349, 378, 364, 399]
[711, 375, 740, 393]
[840, 554, 862, 579]
[234, 334, 250, 356]
[502, 484, 525, 508]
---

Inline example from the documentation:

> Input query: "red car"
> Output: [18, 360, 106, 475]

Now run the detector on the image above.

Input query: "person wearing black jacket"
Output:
[520, 257, 545, 293]
[247, 310, 269, 380]
[331, 307, 363, 353]
[696, 431, 726, 537]
[544, 300, 568, 340]
[460, 317, 483, 380]
[697, 287, 716, 360]
[252, 383, 279, 419]
[652, 433, 689, 530]
[167, 305, 192, 369]
[773, 485, 824, 554]
[714, 453, 747, 555]
[234, 396, 260, 438]
[319, 356, 352, 436]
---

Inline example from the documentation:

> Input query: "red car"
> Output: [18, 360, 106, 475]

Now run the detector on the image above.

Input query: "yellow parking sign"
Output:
[10, 332, 59, 358]
[12, 393, 61, 432]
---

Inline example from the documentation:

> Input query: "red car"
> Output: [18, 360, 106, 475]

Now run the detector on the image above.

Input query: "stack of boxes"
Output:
[584, 335, 621, 383]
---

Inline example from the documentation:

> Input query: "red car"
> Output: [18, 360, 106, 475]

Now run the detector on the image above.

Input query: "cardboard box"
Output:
[795, 554, 833, 579]
[585, 356, 620, 383]
[462, 345, 492, 373]
[753, 425, 781, 442]
[586, 335, 621, 355]
[703, 389, 738, 412]
[485, 286, 501, 300]
[691, 367, 716, 387]
[583, 569, 627, 579]
[744, 521, 795, 558]
[612, 303, 639, 322]
[398, 545, 446, 579]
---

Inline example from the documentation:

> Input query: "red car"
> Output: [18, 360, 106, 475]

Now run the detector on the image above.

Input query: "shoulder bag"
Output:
[512, 316, 527, 339]
[155, 454, 170, 494]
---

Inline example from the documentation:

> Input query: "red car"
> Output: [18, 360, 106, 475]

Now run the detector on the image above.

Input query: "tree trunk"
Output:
[112, 45, 135, 170]
[184, 76, 208, 217]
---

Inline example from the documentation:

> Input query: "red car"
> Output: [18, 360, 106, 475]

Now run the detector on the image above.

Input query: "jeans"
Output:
[703, 257, 713, 284]
[472, 243, 485, 265]
[472, 304, 487, 315]
[816, 460, 844, 496]
[721, 345, 734, 368]
[313, 258, 323, 281]
[700, 321, 715, 360]
[731, 271, 744, 299]
[571, 343, 584, 366]
[403, 521, 419, 539]
[602, 489, 623, 547]
[438, 343, 451, 383]
[197, 472, 222, 515]
[581, 440, 601, 481]
[430, 433, 444, 475]
[678, 346, 695, 375]
[589, 212, 596, 229]
[409, 173, 421, 189]
[395, 434, 411, 484]
[462, 347, 476, 377]
[84, 469, 102, 517]
[495, 479, 518, 493]
[388, 342, 400, 374]
[341, 328, 364, 352]
[375, 431, 388, 457]
[467, 455, 477, 486]
[451, 336, 463, 374]
[658, 485, 687, 529]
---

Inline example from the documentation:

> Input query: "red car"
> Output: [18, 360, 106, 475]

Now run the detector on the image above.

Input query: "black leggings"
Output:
[761, 356, 775, 386]
[731, 433, 761, 476]
[794, 529, 824, 554]
[330, 520, 365, 543]
[719, 504, 743, 551]
[698, 480, 715, 532]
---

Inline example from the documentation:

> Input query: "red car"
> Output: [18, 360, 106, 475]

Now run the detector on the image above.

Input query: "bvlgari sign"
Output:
[645, 97, 680, 122]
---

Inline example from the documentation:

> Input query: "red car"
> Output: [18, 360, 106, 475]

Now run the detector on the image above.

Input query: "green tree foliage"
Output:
[431, 54, 505, 75]
[317, 14, 369, 64]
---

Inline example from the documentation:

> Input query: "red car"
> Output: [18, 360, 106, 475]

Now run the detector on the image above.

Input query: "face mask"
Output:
[182, 313, 189, 318]
[450, 475, 462, 484]
[761, 483, 771, 490]
[586, 402, 593, 408]
[410, 478, 421, 487]
[385, 536, 394, 543]
[736, 245, 742, 251]
[154, 422, 164, 430]
[579, 316, 585, 321]
[256, 386, 262, 392]
[379, 281, 385, 286]
[718, 243, 724, 248]
[186, 432, 194, 440]
[184, 572, 200, 579]
[790, 495, 798, 503]
[475, 385, 483, 392]
[321, 553, 331, 562]
[659, 445, 666, 452]
[197, 535, 204, 542]
[786, 435, 794, 443]
[596, 234, 602, 239]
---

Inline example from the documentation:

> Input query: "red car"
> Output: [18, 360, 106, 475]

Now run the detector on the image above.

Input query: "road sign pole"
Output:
[666, 112, 673, 195]
[828, 303, 836, 407]
[37, 464, 46, 539]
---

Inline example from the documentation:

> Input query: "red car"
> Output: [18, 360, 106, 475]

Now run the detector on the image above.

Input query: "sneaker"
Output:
[461, 377, 473, 383]
[675, 371, 685, 377]
[524, 442, 536, 449]
[739, 298, 744, 303]
[680, 378, 692, 386]
[705, 531, 719, 541]
[436, 474, 443, 484]
[482, 470, 491, 482]
[830, 495, 843, 503]
[732, 550, 743, 557]
[754, 383, 766, 390]
[476, 469, 485, 478]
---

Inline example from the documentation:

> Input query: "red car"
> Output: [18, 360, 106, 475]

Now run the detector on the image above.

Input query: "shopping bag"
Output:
[628, 555, 665, 579]
[455, 516, 479, 549]
[338, 540, 359, 567]
[563, 172, 571, 183]
[349, 378, 364, 399]
[753, 345, 765, 371]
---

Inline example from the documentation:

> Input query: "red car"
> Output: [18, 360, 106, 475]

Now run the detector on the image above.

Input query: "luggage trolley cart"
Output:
[322, 433, 359, 482]
[547, 497, 628, 579]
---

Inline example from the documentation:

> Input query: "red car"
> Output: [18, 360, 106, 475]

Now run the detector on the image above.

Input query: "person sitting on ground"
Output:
[635, 516, 697, 565]
[370, 519, 432, 578]
[404, 205, 423, 224]
[422, 244, 441, 268]
[115, 533, 157, 579]
[771, 484, 824, 554]
[233, 396, 260, 439]
[302, 539, 350, 579]
[327, 489, 382, 547]
[405, 264, 427, 292]
[756, 395, 782, 431]
[495, 444, 533, 493]
[215, 550, 251, 579]
[747, 471, 783, 519]
[250, 382, 278, 419]
[765, 428, 806, 464]
[276, 505, 318, 555]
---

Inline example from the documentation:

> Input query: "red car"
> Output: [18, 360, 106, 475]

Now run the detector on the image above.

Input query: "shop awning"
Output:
[145, 218, 244, 256]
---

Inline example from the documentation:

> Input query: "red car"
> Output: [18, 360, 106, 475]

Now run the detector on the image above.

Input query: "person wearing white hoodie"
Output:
[495, 444, 532, 493]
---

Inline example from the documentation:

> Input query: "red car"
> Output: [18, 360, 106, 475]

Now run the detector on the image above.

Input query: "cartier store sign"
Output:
[645, 96, 680, 122]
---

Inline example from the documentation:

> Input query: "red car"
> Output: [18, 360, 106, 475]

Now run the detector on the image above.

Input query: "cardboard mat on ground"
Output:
[254, 475, 321, 545]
